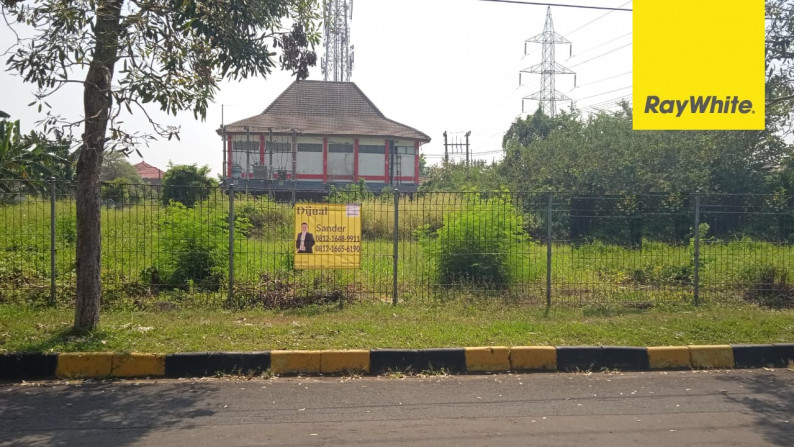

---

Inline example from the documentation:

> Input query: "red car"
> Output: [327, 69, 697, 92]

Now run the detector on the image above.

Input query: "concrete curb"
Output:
[0, 353, 58, 380]
[164, 352, 270, 378]
[556, 346, 650, 372]
[1, 345, 791, 381]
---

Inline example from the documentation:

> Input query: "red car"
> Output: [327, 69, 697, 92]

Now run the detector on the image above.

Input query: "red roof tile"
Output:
[134, 161, 164, 179]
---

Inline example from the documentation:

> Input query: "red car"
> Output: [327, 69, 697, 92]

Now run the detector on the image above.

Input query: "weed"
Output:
[422, 190, 528, 287]
[740, 263, 794, 309]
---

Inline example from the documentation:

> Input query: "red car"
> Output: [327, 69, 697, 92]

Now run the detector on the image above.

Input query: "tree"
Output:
[162, 163, 216, 207]
[100, 151, 141, 183]
[418, 160, 504, 192]
[766, 0, 794, 135]
[499, 108, 579, 184]
[500, 105, 788, 196]
[2, 0, 319, 331]
[1, 117, 73, 195]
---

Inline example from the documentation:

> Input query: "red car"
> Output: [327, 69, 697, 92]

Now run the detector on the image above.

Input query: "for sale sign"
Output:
[294, 203, 361, 269]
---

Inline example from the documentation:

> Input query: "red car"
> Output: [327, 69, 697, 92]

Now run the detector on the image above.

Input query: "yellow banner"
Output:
[633, 0, 765, 130]
[294, 203, 361, 270]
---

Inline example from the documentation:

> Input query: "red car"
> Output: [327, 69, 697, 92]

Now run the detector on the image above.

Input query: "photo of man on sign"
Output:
[296, 222, 315, 253]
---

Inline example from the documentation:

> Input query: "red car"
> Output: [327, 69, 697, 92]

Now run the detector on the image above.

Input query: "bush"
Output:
[421, 190, 528, 287]
[161, 164, 217, 207]
[235, 197, 291, 238]
[230, 272, 355, 309]
[102, 178, 146, 208]
[56, 215, 77, 244]
[739, 263, 794, 309]
[147, 201, 244, 292]
[325, 179, 374, 203]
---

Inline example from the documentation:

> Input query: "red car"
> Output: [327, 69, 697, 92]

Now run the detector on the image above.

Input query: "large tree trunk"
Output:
[74, 0, 124, 332]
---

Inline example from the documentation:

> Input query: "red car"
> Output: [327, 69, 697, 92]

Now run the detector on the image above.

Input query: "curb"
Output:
[0, 353, 58, 380]
[1, 344, 791, 381]
[165, 352, 270, 378]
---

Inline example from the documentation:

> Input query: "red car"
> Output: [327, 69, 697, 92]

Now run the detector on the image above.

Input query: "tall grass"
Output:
[1, 193, 794, 309]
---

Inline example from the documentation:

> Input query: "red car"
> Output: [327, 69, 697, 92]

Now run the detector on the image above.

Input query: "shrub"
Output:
[611, 264, 692, 286]
[230, 272, 355, 309]
[235, 197, 291, 238]
[739, 263, 794, 309]
[421, 190, 528, 287]
[56, 215, 77, 244]
[325, 179, 374, 203]
[148, 201, 244, 292]
[161, 164, 217, 207]
[102, 178, 145, 208]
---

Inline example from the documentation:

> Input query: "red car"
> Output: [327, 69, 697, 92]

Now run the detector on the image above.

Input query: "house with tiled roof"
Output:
[134, 161, 165, 185]
[220, 80, 430, 193]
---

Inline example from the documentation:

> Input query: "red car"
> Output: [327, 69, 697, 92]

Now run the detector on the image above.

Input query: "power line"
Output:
[480, 0, 632, 12]
[567, 32, 631, 61]
[580, 94, 632, 111]
[583, 97, 631, 110]
[576, 86, 631, 101]
[571, 71, 631, 89]
[564, 0, 633, 35]
[569, 42, 632, 68]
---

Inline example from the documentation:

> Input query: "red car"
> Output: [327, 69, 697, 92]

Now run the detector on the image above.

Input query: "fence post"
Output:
[392, 188, 399, 306]
[49, 177, 57, 307]
[228, 184, 235, 305]
[693, 193, 701, 306]
[546, 192, 553, 307]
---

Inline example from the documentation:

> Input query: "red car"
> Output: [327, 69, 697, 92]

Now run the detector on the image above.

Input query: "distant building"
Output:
[134, 161, 165, 185]
[219, 80, 430, 193]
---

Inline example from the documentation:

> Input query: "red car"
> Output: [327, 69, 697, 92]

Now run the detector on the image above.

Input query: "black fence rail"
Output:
[1, 182, 793, 309]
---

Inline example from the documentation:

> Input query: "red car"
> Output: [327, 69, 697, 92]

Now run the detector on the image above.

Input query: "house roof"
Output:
[134, 161, 164, 179]
[222, 80, 430, 142]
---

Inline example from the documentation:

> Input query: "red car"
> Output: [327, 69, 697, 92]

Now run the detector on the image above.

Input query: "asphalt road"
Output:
[1, 369, 792, 446]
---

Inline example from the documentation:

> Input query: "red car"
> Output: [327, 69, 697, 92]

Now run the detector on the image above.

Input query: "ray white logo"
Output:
[644, 95, 754, 118]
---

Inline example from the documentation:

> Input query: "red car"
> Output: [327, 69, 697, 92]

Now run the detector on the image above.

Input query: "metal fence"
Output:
[1, 181, 793, 308]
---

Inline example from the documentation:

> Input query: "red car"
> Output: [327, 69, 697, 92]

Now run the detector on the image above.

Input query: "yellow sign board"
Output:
[294, 203, 361, 270]
[633, 0, 765, 130]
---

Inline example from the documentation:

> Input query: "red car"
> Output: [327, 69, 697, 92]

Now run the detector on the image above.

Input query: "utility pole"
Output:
[443, 131, 471, 165]
[519, 6, 575, 117]
[465, 131, 470, 167]
[443, 131, 448, 163]
[221, 104, 226, 179]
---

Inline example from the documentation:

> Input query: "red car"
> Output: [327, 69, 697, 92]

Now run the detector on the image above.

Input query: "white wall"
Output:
[358, 137, 385, 177]
[296, 136, 323, 179]
[328, 137, 354, 178]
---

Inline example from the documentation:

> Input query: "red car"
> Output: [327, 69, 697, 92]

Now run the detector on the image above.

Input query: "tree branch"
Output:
[767, 94, 794, 106]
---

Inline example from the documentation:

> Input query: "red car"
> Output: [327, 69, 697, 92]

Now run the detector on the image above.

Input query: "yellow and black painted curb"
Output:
[1, 344, 791, 381]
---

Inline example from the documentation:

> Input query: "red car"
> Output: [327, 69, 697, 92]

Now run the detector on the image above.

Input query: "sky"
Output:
[0, 0, 634, 175]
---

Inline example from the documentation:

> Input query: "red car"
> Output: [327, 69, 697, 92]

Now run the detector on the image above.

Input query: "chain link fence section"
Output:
[1, 182, 793, 309]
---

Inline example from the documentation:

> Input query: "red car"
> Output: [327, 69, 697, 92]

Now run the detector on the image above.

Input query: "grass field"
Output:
[1, 300, 792, 353]
[2, 195, 794, 309]
[1, 193, 792, 354]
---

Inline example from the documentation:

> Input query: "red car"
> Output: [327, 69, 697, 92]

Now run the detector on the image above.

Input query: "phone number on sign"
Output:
[315, 235, 361, 242]
[314, 245, 361, 253]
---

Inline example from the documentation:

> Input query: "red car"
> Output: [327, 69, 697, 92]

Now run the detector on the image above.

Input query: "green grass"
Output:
[1, 300, 791, 353]
[3, 195, 794, 307]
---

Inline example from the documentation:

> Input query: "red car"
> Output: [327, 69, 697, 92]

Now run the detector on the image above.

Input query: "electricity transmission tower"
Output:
[322, 0, 354, 82]
[519, 6, 575, 117]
